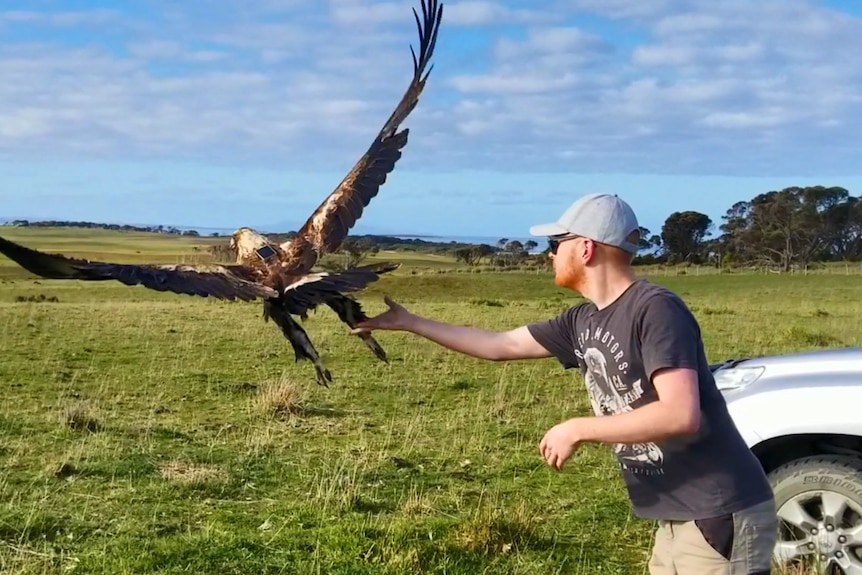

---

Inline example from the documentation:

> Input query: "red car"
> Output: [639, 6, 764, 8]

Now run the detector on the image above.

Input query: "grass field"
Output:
[1, 228, 861, 574]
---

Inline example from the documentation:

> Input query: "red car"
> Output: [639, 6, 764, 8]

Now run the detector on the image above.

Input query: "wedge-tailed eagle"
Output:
[0, 0, 444, 386]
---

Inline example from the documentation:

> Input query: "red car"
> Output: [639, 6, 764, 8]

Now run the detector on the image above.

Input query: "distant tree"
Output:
[476, 243, 496, 264]
[451, 244, 497, 266]
[822, 195, 862, 261]
[718, 186, 857, 270]
[338, 237, 379, 268]
[492, 239, 529, 266]
[504, 239, 524, 253]
[661, 211, 713, 263]
[637, 226, 662, 253]
[715, 200, 752, 266]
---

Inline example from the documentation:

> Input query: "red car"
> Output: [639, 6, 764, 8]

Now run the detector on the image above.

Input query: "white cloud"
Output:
[565, 0, 685, 21]
[127, 40, 227, 63]
[0, 2, 438, 169]
[449, 72, 579, 94]
[444, 1, 550, 25]
[0, 9, 120, 27]
[0, 0, 861, 181]
[441, 0, 862, 175]
[327, 0, 548, 26]
[652, 13, 724, 35]
[329, 1, 406, 26]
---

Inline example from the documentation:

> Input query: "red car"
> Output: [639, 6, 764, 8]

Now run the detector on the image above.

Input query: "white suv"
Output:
[714, 347, 862, 575]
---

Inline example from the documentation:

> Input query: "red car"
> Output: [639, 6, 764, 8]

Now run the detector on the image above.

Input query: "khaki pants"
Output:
[647, 498, 778, 575]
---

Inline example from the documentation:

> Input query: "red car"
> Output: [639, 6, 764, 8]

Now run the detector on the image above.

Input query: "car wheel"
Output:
[769, 454, 862, 575]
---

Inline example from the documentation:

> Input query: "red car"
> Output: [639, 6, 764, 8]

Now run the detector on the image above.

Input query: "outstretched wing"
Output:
[280, 262, 400, 316]
[0, 235, 277, 301]
[283, 0, 443, 272]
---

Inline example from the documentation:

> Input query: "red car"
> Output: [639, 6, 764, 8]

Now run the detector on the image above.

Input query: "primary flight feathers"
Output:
[284, 0, 443, 273]
[0, 0, 444, 385]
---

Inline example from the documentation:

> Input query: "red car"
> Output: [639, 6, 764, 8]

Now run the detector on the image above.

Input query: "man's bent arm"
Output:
[405, 317, 553, 361]
[571, 367, 701, 444]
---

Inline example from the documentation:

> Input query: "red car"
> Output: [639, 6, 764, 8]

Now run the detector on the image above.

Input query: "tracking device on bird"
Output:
[256, 245, 278, 261]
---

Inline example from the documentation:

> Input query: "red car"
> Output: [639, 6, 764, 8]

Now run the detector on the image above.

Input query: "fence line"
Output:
[637, 262, 862, 277]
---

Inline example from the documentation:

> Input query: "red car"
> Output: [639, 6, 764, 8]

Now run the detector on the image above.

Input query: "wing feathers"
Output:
[282, 262, 400, 314]
[305, 129, 410, 253]
[284, 0, 442, 271]
[0, 235, 277, 302]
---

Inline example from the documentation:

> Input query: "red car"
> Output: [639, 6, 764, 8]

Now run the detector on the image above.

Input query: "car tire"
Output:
[768, 454, 862, 574]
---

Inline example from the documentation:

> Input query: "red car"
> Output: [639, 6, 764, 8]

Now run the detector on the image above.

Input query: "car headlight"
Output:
[713, 366, 765, 391]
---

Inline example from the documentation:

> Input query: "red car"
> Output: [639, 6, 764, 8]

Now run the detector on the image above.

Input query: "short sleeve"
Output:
[526, 305, 582, 369]
[638, 292, 702, 381]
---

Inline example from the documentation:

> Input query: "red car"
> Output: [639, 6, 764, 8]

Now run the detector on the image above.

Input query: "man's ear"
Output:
[582, 238, 596, 263]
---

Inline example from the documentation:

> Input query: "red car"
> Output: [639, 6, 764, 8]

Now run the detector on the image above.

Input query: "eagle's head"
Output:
[230, 227, 273, 263]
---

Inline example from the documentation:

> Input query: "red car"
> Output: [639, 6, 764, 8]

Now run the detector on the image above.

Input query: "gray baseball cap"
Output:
[529, 193, 640, 254]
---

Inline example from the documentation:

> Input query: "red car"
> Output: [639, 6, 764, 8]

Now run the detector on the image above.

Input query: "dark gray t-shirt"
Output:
[527, 279, 773, 521]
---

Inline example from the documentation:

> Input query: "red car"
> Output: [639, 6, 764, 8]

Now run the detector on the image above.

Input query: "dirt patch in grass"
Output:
[158, 460, 227, 484]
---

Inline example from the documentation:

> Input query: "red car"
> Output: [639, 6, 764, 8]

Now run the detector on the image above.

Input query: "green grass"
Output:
[1, 228, 861, 573]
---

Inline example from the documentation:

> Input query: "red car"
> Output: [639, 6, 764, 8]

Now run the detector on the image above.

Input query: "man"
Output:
[352, 193, 778, 574]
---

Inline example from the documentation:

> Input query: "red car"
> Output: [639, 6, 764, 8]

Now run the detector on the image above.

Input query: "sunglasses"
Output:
[548, 234, 581, 254]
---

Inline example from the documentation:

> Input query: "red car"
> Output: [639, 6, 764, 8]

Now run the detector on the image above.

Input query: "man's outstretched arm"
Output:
[408, 320, 553, 361]
[351, 296, 555, 361]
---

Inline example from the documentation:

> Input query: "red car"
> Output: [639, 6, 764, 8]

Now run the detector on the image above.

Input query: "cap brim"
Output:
[529, 222, 568, 237]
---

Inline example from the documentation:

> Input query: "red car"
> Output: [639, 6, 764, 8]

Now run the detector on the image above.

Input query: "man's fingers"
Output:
[350, 320, 371, 333]
[541, 444, 567, 471]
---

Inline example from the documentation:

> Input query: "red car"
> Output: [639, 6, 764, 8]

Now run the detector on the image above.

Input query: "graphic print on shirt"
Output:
[576, 326, 665, 476]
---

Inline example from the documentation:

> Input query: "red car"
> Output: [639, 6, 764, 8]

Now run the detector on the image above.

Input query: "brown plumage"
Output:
[0, 0, 443, 386]
[282, 0, 443, 275]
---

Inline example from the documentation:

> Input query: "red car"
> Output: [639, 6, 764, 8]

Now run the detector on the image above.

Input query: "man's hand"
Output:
[539, 419, 583, 471]
[351, 295, 414, 334]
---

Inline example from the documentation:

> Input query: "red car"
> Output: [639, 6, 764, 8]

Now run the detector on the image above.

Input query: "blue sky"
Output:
[2, 0, 862, 239]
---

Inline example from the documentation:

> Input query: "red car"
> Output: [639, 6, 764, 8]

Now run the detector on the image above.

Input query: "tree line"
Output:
[450, 186, 862, 272]
[9, 185, 859, 272]
[4, 220, 205, 237]
[637, 186, 862, 270]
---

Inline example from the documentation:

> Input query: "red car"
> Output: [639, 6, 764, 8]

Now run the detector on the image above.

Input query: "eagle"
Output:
[0, 0, 444, 386]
